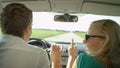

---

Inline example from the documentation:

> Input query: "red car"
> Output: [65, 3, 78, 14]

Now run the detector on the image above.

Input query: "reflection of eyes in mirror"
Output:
[69, 16, 78, 22]
[54, 14, 78, 22]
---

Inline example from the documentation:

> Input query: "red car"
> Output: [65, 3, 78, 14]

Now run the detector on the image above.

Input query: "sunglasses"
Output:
[85, 34, 105, 40]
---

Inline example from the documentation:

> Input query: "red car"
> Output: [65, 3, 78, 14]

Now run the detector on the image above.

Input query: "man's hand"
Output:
[50, 44, 62, 68]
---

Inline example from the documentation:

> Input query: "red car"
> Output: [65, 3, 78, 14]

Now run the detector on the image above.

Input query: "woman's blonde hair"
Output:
[90, 19, 120, 68]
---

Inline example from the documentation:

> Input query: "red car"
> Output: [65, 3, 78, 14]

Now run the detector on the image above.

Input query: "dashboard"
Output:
[28, 38, 86, 67]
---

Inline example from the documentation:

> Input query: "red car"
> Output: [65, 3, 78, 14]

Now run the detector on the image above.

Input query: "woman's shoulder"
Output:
[77, 53, 104, 68]
[78, 53, 92, 63]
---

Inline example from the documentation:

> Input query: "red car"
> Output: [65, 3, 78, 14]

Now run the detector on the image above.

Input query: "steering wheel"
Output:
[28, 38, 51, 49]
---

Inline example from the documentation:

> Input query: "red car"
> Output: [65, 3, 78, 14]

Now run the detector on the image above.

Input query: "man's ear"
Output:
[24, 26, 30, 34]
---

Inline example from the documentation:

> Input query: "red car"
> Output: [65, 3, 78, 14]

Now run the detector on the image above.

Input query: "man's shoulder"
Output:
[14, 43, 46, 54]
[0, 35, 47, 55]
[26, 44, 46, 53]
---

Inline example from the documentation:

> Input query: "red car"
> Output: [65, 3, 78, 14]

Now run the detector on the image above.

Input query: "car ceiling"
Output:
[0, 0, 120, 16]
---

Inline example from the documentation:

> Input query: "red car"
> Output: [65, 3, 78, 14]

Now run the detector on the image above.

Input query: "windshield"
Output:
[30, 12, 120, 43]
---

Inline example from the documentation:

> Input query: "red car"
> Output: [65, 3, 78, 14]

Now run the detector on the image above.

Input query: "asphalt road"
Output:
[45, 32, 83, 43]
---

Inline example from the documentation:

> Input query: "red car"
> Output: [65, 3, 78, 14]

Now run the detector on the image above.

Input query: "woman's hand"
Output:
[67, 39, 77, 68]
[68, 39, 77, 57]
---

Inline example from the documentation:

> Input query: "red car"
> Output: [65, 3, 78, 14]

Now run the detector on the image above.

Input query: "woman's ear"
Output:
[83, 39, 87, 44]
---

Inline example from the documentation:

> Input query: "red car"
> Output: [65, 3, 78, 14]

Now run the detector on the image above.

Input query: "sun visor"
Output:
[1, 0, 51, 12]
[82, 2, 120, 16]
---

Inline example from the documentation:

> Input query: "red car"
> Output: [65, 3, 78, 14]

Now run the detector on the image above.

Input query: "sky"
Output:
[32, 12, 120, 32]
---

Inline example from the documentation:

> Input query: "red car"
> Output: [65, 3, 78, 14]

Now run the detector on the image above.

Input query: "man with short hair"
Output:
[0, 3, 50, 68]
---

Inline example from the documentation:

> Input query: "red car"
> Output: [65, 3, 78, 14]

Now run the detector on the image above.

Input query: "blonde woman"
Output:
[50, 19, 120, 68]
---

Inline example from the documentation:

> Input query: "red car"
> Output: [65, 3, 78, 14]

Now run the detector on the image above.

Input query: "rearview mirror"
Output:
[54, 14, 78, 22]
